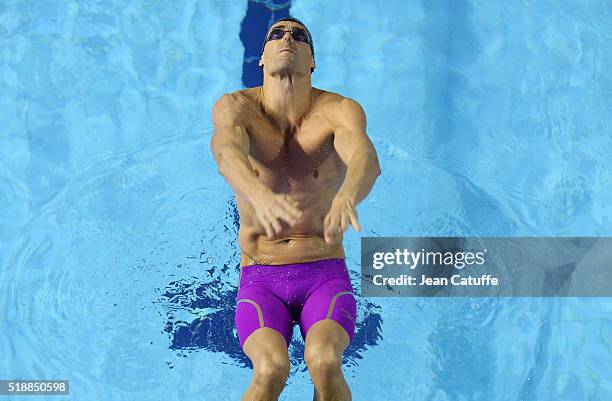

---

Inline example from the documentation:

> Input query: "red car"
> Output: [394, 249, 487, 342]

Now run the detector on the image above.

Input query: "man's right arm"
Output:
[210, 93, 266, 204]
[210, 93, 303, 238]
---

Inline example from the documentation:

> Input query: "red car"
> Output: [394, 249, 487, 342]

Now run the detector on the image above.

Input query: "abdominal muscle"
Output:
[236, 192, 345, 267]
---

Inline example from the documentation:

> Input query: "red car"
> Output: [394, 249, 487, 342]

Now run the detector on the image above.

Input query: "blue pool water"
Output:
[1, 1, 611, 400]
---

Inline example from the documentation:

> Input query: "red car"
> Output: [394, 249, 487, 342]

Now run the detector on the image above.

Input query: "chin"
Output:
[271, 64, 299, 74]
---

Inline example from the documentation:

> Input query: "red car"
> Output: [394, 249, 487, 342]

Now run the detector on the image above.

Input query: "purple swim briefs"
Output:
[235, 258, 357, 348]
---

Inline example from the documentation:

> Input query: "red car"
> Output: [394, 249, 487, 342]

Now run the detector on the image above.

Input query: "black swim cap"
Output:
[261, 17, 315, 63]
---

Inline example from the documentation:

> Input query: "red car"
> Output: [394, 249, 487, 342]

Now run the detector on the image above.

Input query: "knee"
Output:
[253, 357, 290, 388]
[304, 347, 342, 377]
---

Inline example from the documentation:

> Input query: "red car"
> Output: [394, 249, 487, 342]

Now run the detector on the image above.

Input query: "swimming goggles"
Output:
[266, 27, 311, 45]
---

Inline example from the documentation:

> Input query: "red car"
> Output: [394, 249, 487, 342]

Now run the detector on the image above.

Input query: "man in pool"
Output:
[210, 17, 381, 401]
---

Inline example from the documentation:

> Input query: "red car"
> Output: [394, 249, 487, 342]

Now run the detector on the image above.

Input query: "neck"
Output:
[260, 72, 313, 133]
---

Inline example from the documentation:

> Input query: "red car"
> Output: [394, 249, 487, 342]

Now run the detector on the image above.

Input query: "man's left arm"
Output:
[323, 97, 381, 244]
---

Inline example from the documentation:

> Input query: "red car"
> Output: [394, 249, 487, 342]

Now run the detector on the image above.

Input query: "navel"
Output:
[313, 169, 319, 179]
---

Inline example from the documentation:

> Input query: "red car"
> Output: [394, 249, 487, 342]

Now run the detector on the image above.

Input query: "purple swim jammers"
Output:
[235, 258, 357, 348]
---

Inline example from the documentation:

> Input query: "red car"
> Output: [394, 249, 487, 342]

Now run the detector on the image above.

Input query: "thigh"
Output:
[242, 327, 291, 373]
[298, 276, 357, 347]
[235, 286, 294, 349]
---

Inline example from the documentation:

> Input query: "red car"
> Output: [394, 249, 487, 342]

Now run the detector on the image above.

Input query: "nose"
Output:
[282, 31, 293, 42]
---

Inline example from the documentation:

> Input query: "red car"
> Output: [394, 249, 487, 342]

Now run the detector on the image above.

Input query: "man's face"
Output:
[259, 21, 315, 75]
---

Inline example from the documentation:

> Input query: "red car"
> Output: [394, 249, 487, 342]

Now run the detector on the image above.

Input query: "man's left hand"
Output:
[323, 194, 362, 245]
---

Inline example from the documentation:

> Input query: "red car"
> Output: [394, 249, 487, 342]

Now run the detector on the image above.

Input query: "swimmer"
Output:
[211, 17, 381, 401]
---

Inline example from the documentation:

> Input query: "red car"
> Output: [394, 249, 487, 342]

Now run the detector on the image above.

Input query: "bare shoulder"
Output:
[313, 88, 366, 126]
[212, 88, 259, 127]
[313, 87, 343, 107]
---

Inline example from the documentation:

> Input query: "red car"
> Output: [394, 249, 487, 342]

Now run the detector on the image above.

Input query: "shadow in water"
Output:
[159, 201, 383, 372]
[161, 280, 383, 372]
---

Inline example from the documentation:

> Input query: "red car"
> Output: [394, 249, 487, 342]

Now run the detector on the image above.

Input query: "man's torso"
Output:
[229, 87, 348, 267]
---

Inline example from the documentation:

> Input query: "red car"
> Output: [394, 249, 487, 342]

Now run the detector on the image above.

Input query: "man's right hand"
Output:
[250, 187, 303, 239]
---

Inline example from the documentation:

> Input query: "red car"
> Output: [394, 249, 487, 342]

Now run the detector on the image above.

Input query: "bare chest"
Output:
[244, 111, 345, 191]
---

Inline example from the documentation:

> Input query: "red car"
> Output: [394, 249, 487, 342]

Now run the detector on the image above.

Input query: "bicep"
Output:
[332, 98, 376, 165]
[210, 94, 250, 157]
